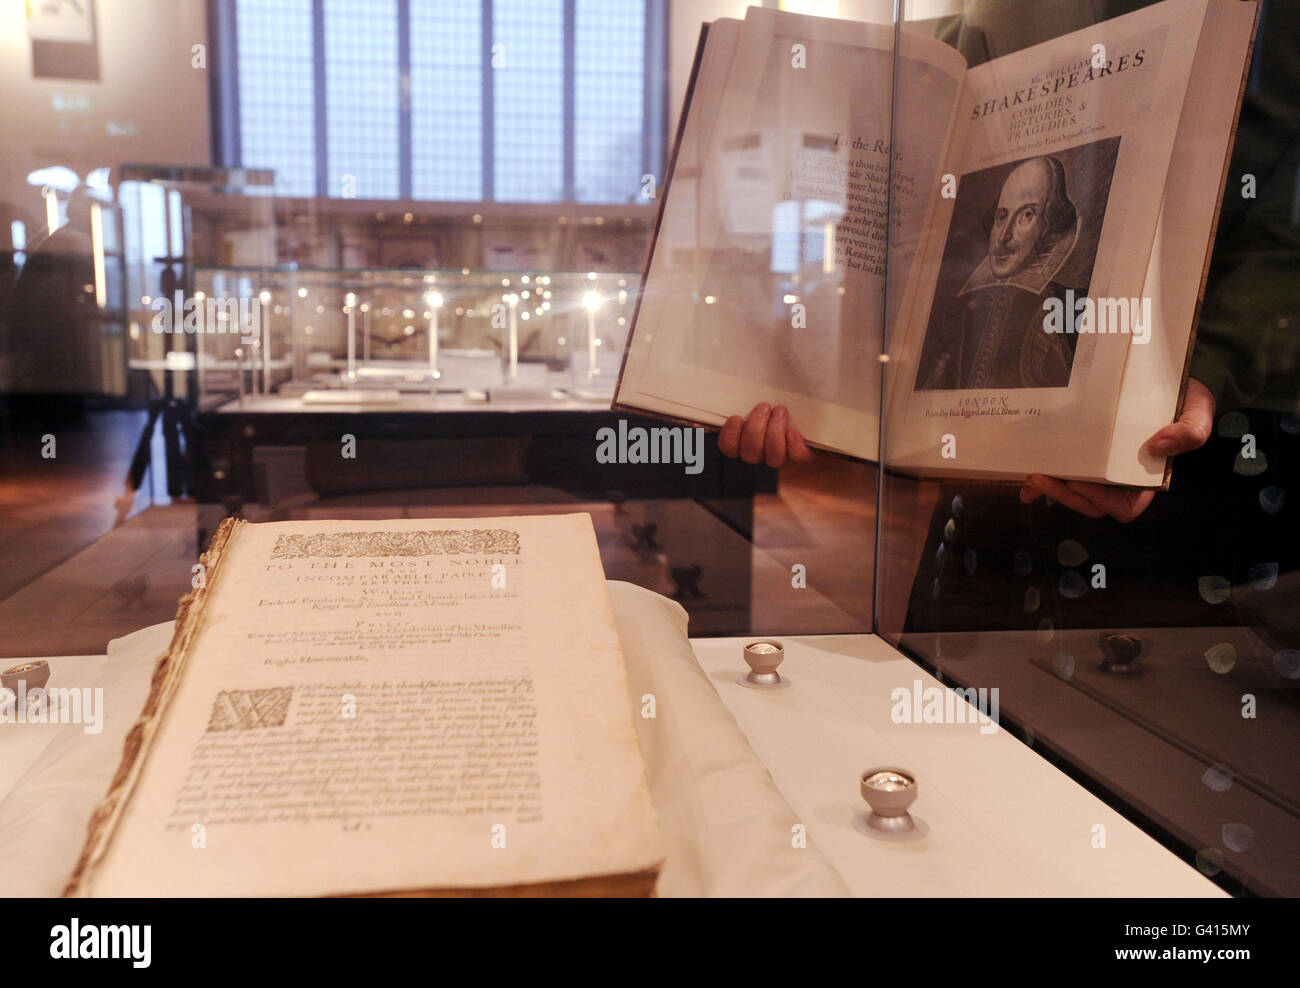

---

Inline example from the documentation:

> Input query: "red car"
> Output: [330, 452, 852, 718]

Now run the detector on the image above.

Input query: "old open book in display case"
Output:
[1, 0, 1296, 914]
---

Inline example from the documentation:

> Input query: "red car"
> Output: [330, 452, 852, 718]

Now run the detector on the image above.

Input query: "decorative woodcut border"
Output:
[270, 529, 521, 559]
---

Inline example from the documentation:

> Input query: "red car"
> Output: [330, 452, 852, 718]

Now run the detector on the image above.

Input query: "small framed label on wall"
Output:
[27, 0, 100, 80]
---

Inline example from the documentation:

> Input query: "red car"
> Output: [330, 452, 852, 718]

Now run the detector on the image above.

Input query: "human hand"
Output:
[718, 403, 815, 468]
[1018, 377, 1216, 521]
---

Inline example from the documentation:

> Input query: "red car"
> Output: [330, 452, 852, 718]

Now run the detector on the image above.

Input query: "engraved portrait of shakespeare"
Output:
[917, 154, 1083, 391]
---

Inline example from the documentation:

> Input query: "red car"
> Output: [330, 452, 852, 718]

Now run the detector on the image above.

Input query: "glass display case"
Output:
[178, 265, 768, 639]
[4, 0, 1296, 908]
[872, 0, 1300, 898]
[188, 266, 637, 409]
[119, 165, 276, 406]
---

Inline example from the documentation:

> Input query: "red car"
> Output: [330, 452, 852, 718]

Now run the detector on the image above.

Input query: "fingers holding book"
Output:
[1020, 475, 1155, 523]
[719, 404, 814, 468]
[1018, 379, 1215, 521]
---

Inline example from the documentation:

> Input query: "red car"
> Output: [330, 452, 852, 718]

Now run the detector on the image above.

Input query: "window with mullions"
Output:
[235, 0, 316, 198]
[410, 0, 482, 201]
[575, 0, 646, 204]
[324, 0, 401, 200]
[493, 0, 565, 202]
[220, 0, 666, 204]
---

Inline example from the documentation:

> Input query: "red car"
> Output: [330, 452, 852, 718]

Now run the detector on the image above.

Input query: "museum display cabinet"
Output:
[0, 0, 1294, 905]
[110, 171, 769, 633]
[869, 0, 1299, 898]
[173, 265, 773, 634]
[185, 266, 636, 408]
[118, 164, 276, 404]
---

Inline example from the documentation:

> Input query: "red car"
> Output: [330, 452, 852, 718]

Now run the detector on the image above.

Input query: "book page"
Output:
[1105, 0, 1258, 486]
[71, 515, 663, 896]
[884, 0, 1212, 483]
[617, 6, 966, 461]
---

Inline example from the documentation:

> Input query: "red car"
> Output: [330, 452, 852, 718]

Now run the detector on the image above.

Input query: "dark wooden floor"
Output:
[0, 410, 163, 599]
[0, 409, 908, 658]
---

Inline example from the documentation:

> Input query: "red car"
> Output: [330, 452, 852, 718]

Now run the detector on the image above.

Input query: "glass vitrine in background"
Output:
[0, 165, 127, 399]
[119, 165, 277, 406]
[189, 266, 636, 409]
[9, 2, 865, 668]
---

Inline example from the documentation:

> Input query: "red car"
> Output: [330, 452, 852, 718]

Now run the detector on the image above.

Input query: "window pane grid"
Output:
[232, 0, 660, 204]
[236, 0, 317, 197]
[410, 0, 483, 201]
[324, 0, 400, 199]
[575, 0, 645, 203]
[492, 0, 565, 203]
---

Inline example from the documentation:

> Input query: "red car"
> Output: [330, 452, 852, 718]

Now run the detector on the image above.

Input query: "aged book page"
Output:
[884, 0, 1218, 483]
[67, 514, 663, 896]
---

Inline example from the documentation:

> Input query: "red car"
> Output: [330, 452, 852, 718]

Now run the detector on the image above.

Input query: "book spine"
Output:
[62, 516, 245, 897]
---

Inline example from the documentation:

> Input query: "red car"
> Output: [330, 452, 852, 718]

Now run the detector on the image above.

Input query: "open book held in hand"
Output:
[614, 0, 1258, 487]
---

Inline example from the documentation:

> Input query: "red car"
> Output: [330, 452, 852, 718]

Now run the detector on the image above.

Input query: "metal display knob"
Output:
[737, 640, 790, 690]
[860, 767, 918, 834]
